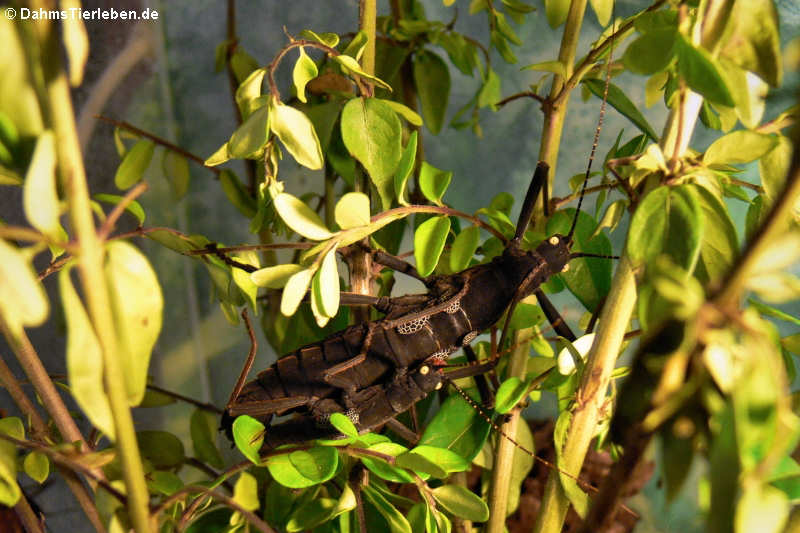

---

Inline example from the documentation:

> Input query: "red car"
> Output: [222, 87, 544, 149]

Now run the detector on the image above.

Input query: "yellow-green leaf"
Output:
[205, 142, 231, 166]
[232, 472, 260, 515]
[274, 192, 333, 240]
[251, 264, 304, 288]
[380, 100, 423, 126]
[23, 131, 60, 237]
[335, 192, 370, 229]
[60, 265, 115, 440]
[270, 103, 324, 170]
[235, 68, 267, 114]
[333, 55, 393, 91]
[231, 251, 260, 310]
[0, 239, 48, 335]
[162, 150, 190, 199]
[115, 139, 154, 189]
[61, 0, 89, 86]
[293, 48, 318, 104]
[281, 267, 315, 316]
[314, 246, 340, 317]
[23, 451, 49, 484]
[228, 105, 270, 159]
[0, 418, 21, 507]
[105, 241, 163, 406]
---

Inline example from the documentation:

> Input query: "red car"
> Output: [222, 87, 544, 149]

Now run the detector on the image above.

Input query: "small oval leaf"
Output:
[449, 226, 480, 272]
[115, 139, 154, 189]
[281, 267, 315, 316]
[432, 484, 490, 522]
[274, 192, 333, 241]
[414, 216, 451, 277]
[335, 192, 370, 229]
[270, 103, 324, 170]
[23, 131, 60, 237]
[232, 415, 265, 464]
[251, 264, 305, 288]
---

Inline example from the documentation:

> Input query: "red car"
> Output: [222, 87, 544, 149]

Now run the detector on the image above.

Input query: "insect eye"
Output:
[434, 382, 442, 390]
[419, 365, 430, 375]
[549, 236, 559, 245]
[561, 263, 570, 273]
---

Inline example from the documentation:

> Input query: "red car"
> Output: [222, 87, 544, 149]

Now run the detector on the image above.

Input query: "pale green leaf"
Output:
[228, 105, 270, 159]
[231, 251, 260, 310]
[293, 48, 318, 104]
[274, 192, 333, 240]
[314, 246, 340, 317]
[335, 192, 371, 229]
[23, 451, 49, 484]
[419, 161, 452, 206]
[205, 142, 231, 166]
[61, 0, 89, 86]
[270, 103, 324, 170]
[0, 418, 20, 506]
[23, 131, 60, 237]
[281, 267, 315, 316]
[394, 131, 418, 206]
[704, 131, 778, 166]
[235, 68, 266, 113]
[0, 239, 49, 335]
[162, 150, 190, 199]
[380, 100, 423, 126]
[251, 264, 304, 288]
[61, 265, 115, 440]
[299, 30, 340, 48]
[105, 241, 163, 406]
[333, 55, 393, 91]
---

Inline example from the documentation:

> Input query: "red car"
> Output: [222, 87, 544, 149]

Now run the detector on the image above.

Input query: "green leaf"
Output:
[495, 377, 528, 414]
[690, 185, 738, 285]
[627, 185, 703, 272]
[589, 0, 612, 26]
[329, 412, 358, 438]
[190, 409, 224, 469]
[228, 105, 270, 159]
[413, 51, 450, 135]
[313, 246, 340, 318]
[362, 485, 412, 533]
[507, 302, 546, 330]
[414, 216, 451, 277]
[749, 299, 800, 327]
[251, 264, 304, 288]
[299, 30, 339, 48]
[419, 162, 452, 206]
[287, 498, 339, 532]
[341, 98, 403, 209]
[343, 30, 368, 61]
[418, 388, 491, 462]
[583, 79, 658, 141]
[229, 47, 260, 84]
[0, 239, 49, 335]
[380, 100, 423, 126]
[266, 446, 338, 488]
[703, 130, 778, 166]
[204, 142, 230, 166]
[60, 266, 115, 440]
[432, 485, 489, 522]
[450, 226, 480, 272]
[147, 470, 182, 496]
[396, 452, 447, 478]
[105, 241, 163, 406]
[281, 267, 316, 316]
[270, 103, 324, 170]
[522, 60, 566, 77]
[591, 199, 626, 238]
[0, 418, 21, 506]
[23, 131, 60, 237]
[115, 139, 154, 189]
[361, 442, 415, 483]
[394, 131, 418, 207]
[93, 193, 146, 225]
[720, 0, 781, 87]
[235, 68, 266, 113]
[137, 430, 185, 469]
[23, 451, 49, 484]
[274, 192, 333, 240]
[293, 48, 318, 104]
[219, 169, 257, 218]
[231, 250, 260, 309]
[232, 415, 264, 464]
[676, 36, 734, 107]
[545, 0, 569, 28]
[335, 192, 371, 229]
[623, 29, 677, 75]
[409, 445, 470, 474]
[333, 55, 393, 91]
[162, 150, 190, 199]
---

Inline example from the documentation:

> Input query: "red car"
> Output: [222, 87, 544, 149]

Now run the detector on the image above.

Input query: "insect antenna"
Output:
[570, 252, 620, 260]
[566, 25, 616, 244]
[444, 376, 639, 519]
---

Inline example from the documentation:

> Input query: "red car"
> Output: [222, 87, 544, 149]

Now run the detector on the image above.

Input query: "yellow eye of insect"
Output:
[549, 236, 559, 245]
[419, 365, 430, 375]
[562, 264, 570, 273]
[435, 382, 442, 390]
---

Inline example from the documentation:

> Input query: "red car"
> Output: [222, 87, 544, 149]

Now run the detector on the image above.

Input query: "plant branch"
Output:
[495, 91, 546, 109]
[95, 115, 221, 175]
[97, 181, 149, 240]
[154, 486, 277, 533]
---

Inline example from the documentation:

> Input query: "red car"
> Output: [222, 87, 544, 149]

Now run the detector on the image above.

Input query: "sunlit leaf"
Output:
[23, 131, 61, 237]
[0, 239, 49, 335]
[266, 446, 338, 488]
[335, 192, 371, 229]
[281, 267, 315, 316]
[251, 264, 304, 288]
[232, 415, 264, 464]
[450, 226, 480, 272]
[274, 192, 333, 240]
[23, 451, 49, 484]
[228, 105, 270, 159]
[394, 131, 418, 207]
[105, 241, 163, 406]
[313, 246, 340, 317]
[419, 162, 452, 206]
[414, 216, 451, 277]
[293, 47, 318, 104]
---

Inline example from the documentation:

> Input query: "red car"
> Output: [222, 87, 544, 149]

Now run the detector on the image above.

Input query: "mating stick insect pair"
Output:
[221, 155, 618, 451]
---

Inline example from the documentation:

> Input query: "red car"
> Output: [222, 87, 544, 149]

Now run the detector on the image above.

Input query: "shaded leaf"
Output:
[190, 409, 224, 469]
[93, 193, 146, 225]
[413, 51, 450, 134]
[115, 139, 154, 190]
[432, 485, 489, 522]
[414, 216, 451, 277]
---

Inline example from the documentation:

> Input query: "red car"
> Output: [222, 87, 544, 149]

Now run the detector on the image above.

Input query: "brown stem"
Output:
[14, 493, 44, 533]
[97, 181, 149, 240]
[159, 486, 276, 533]
[495, 91, 546, 109]
[145, 383, 223, 414]
[95, 115, 220, 175]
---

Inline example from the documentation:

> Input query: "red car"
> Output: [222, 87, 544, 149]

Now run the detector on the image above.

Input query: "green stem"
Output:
[28, 6, 153, 531]
[486, 329, 531, 533]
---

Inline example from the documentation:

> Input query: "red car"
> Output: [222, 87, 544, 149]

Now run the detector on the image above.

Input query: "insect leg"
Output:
[227, 309, 258, 407]
[533, 288, 577, 342]
[462, 345, 494, 408]
[227, 394, 313, 417]
[371, 249, 429, 284]
[513, 162, 550, 243]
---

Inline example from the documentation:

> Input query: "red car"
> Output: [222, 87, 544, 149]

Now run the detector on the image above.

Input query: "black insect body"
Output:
[223, 163, 592, 448]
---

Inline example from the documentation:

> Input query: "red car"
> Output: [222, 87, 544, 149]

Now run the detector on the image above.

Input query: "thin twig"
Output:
[145, 384, 224, 414]
[95, 115, 221, 175]
[495, 91, 546, 109]
[97, 181, 149, 240]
